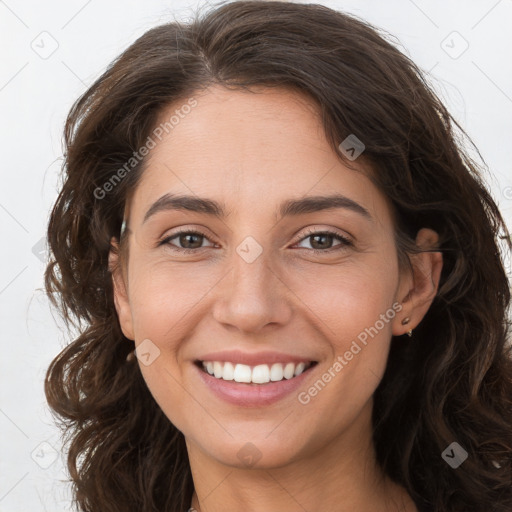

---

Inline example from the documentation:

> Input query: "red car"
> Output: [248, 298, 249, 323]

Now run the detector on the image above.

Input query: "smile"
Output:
[198, 360, 317, 384]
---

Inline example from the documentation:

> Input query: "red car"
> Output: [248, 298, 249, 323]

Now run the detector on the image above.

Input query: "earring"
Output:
[120, 218, 127, 238]
[126, 348, 136, 362]
[401, 317, 413, 337]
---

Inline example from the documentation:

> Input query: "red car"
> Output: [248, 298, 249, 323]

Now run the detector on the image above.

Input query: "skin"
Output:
[109, 85, 443, 512]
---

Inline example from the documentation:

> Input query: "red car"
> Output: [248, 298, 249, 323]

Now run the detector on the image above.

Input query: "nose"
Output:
[211, 241, 293, 334]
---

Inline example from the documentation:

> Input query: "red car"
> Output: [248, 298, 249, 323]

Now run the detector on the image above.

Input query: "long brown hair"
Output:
[44, 1, 512, 510]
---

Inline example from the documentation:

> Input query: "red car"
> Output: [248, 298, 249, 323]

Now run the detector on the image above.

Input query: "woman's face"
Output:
[111, 85, 421, 469]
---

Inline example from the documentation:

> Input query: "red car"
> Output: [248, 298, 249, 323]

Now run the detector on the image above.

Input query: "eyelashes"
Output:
[158, 227, 353, 255]
[158, 229, 216, 253]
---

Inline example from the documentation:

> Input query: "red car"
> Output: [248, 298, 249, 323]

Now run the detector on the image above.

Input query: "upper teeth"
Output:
[201, 361, 311, 384]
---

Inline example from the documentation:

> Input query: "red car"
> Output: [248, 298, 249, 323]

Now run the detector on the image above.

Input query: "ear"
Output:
[392, 228, 443, 336]
[109, 237, 134, 340]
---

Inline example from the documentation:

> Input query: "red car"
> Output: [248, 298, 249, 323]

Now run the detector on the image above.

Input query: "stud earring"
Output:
[126, 348, 136, 362]
[401, 317, 413, 337]
[120, 218, 127, 238]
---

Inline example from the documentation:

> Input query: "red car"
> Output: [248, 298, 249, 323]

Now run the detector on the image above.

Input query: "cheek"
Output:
[127, 258, 222, 343]
[292, 261, 400, 427]
[292, 258, 399, 348]
[125, 261, 206, 428]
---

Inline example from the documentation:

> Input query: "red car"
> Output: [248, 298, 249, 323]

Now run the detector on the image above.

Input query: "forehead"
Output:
[149, 85, 330, 170]
[127, 85, 392, 227]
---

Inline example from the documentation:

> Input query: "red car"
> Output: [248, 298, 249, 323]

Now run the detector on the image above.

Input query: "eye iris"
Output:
[180, 233, 202, 249]
[310, 233, 333, 249]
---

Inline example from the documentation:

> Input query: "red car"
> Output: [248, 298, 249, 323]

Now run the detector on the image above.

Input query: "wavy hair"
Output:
[44, 1, 512, 510]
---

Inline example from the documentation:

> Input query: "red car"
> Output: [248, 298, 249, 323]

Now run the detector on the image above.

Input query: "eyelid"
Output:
[159, 223, 215, 238]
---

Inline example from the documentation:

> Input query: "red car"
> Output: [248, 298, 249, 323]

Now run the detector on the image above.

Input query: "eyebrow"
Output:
[142, 192, 372, 224]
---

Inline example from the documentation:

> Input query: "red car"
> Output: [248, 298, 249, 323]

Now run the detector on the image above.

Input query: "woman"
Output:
[44, 1, 512, 511]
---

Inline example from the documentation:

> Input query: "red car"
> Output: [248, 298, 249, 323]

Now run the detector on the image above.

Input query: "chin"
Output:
[197, 433, 304, 470]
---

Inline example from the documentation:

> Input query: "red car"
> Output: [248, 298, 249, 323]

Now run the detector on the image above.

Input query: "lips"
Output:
[193, 349, 319, 406]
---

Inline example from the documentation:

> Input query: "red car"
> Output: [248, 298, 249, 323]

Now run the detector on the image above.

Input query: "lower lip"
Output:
[195, 363, 317, 407]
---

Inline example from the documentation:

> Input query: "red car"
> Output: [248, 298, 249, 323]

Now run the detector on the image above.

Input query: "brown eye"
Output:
[295, 229, 352, 253]
[176, 233, 203, 249]
[159, 229, 216, 253]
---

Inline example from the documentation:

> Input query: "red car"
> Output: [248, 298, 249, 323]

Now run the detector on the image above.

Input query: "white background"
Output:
[1, 0, 511, 510]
